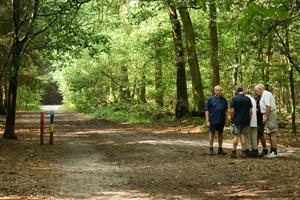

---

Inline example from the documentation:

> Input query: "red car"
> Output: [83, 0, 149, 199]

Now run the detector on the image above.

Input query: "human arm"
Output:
[225, 99, 229, 125]
[263, 106, 271, 124]
[204, 98, 211, 127]
[229, 98, 235, 123]
[230, 106, 235, 122]
[205, 110, 210, 127]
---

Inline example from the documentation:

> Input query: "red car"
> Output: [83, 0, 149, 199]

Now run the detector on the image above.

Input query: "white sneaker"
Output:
[266, 152, 277, 158]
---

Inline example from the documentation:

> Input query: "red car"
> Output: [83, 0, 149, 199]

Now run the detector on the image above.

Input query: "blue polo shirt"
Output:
[230, 94, 252, 126]
[205, 96, 228, 125]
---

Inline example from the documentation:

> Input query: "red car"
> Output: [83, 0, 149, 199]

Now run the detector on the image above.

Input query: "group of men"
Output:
[205, 84, 278, 158]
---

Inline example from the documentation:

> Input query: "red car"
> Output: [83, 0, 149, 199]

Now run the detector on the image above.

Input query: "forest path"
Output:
[0, 106, 299, 199]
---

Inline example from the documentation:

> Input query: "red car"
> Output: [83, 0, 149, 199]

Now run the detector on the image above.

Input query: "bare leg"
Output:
[232, 135, 239, 151]
[217, 131, 223, 148]
[209, 131, 215, 148]
[240, 134, 246, 151]
[260, 136, 267, 148]
[258, 135, 268, 156]
[250, 128, 258, 150]
[270, 132, 277, 149]
[245, 129, 251, 150]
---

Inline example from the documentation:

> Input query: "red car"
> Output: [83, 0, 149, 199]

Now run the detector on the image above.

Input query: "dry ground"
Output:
[0, 106, 299, 200]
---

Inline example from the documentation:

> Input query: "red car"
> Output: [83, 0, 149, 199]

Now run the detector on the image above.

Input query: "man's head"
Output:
[214, 85, 222, 96]
[234, 85, 244, 95]
[254, 83, 265, 96]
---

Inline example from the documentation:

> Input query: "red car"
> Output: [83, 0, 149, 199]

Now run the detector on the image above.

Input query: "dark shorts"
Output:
[257, 125, 265, 138]
[210, 123, 225, 132]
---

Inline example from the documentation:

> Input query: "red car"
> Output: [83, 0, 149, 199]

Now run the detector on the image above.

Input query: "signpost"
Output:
[40, 112, 44, 145]
[50, 111, 55, 145]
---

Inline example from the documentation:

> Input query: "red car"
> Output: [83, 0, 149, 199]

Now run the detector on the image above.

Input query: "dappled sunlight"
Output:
[126, 139, 208, 147]
[0, 195, 50, 200]
[126, 140, 174, 145]
[1, 107, 299, 199]
[279, 148, 300, 158]
[52, 190, 156, 200]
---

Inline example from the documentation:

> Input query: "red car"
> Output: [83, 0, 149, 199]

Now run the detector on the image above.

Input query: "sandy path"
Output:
[1, 105, 299, 199]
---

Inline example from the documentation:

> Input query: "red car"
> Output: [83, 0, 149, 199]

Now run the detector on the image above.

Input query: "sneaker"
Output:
[209, 148, 214, 156]
[217, 148, 227, 155]
[266, 152, 277, 158]
[231, 151, 237, 158]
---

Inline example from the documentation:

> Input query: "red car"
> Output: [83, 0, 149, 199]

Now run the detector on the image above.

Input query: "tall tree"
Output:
[208, 0, 220, 88]
[284, 26, 296, 134]
[168, 4, 189, 118]
[178, 6, 205, 112]
[154, 42, 164, 107]
[4, 0, 40, 139]
[119, 65, 131, 102]
[139, 72, 147, 103]
[3, 0, 88, 139]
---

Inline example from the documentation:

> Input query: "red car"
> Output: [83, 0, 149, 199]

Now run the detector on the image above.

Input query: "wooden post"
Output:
[49, 111, 54, 145]
[40, 112, 44, 145]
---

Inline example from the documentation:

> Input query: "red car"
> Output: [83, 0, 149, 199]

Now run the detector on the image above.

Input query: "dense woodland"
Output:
[0, 0, 299, 139]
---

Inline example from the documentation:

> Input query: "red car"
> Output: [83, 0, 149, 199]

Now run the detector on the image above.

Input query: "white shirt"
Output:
[260, 90, 276, 113]
[246, 94, 257, 127]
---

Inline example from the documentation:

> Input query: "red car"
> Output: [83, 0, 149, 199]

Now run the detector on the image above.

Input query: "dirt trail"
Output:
[0, 106, 299, 199]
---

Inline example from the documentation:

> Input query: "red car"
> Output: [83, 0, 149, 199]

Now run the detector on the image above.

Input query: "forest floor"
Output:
[0, 105, 300, 200]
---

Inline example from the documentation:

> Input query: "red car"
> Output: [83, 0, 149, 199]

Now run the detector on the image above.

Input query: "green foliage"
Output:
[15, 0, 298, 124]
[17, 85, 43, 110]
[92, 103, 173, 124]
[53, 50, 110, 112]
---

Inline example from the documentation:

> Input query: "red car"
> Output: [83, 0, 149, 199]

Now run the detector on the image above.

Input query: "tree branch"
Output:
[102, 72, 122, 87]
[275, 27, 300, 74]
[32, 16, 58, 38]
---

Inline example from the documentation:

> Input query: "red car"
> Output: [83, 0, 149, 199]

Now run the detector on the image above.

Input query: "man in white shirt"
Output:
[245, 94, 258, 157]
[254, 84, 278, 158]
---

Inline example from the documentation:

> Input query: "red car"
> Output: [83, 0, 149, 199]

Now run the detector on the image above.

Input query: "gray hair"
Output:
[214, 85, 222, 90]
[255, 83, 265, 90]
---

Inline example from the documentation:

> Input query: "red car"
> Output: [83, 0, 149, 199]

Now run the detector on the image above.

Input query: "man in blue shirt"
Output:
[205, 85, 228, 155]
[230, 86, 252, 158]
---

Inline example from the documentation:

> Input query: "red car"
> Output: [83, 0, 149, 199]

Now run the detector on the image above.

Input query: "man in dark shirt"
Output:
[205, 85, 228, 155]
[230, 86, 252, 158]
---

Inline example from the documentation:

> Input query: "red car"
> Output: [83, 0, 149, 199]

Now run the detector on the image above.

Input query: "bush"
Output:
[17, 85, 43, 110]
[92, 103, 174, 124]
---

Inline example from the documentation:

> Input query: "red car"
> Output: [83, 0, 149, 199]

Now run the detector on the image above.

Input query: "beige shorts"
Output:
[231, 124, 250, 135]
[263, 111, 278, 133]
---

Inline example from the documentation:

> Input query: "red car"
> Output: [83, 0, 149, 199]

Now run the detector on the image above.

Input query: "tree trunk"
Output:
[0, 84, 6, 115]
[178, 6, 205, 112]
[266, 34, 272, 83]
[258, 46, 265, 82]
[232, 26, 241, 87]
[168, 5, 189, 118]
[4, 39, 22, 139]
[4, 83, 8, 112]
[131, 77, 137, 99]
[285, 26, 296, 134]
[119, 65, 130, 102]
[289, 66, 296, 133]
[284, 86, 291, 112]
[109, 79, 117, 103]
[154, 43, 164, 107]
[208, 0, 220, 87]
[139, 73, 146, 103]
